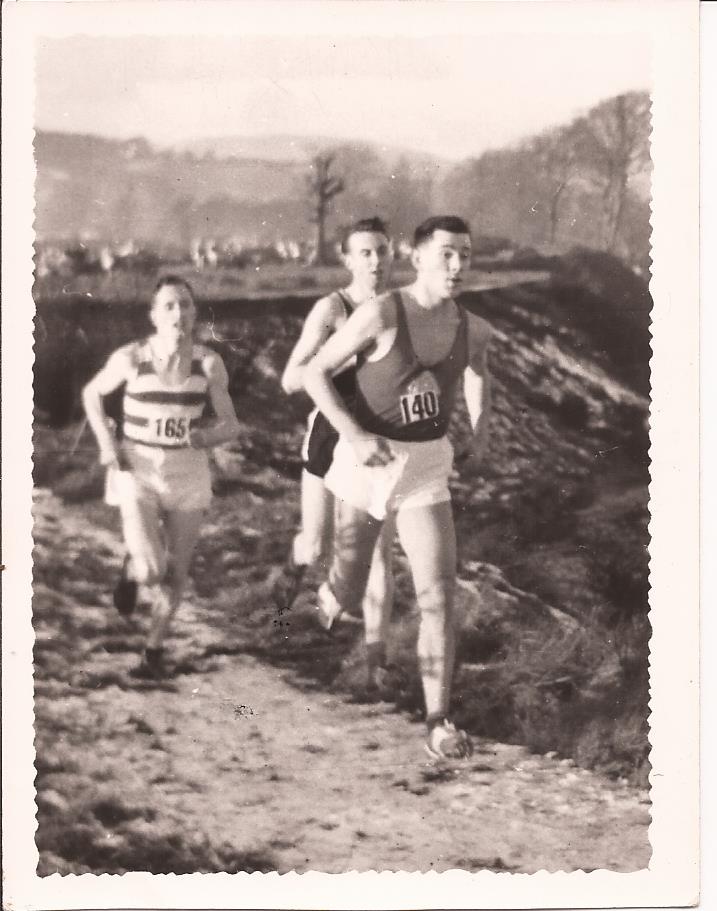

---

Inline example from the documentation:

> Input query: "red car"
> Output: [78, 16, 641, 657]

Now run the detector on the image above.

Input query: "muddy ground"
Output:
[33, 486, 650, 875]
[32, 261, 652, 874]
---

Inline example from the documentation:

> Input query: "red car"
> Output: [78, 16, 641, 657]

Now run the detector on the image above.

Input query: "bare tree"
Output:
[573, 92, 651, 253]
[527, 125, 583, 245]
[438, 151, 520, 241]
[380, 156, 434, 245]
[307, 152, 345, 265]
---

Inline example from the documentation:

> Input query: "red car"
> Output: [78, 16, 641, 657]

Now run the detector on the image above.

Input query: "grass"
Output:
[36, 810, 277, 875]
[32, 260, 548, 306]
[32, 261, 416, 305]
[33, 413, 651, 791]
[31, 262, 651, 787]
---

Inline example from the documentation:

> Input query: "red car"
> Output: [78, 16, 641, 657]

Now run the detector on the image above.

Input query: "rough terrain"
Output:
[32, 259, 653, 874]
[33, 489, 650, 875]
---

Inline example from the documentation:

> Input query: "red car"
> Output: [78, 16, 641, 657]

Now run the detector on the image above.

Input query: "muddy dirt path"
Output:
[33, 489, 651, 874]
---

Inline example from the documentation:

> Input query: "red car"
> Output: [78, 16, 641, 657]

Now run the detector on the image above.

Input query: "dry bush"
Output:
[36, 805, 277, 875]
[611, 400, 651, 467]
[510, 476, 592, 544]
[555, 391, 591, 431]
[453, 615, 649, 785]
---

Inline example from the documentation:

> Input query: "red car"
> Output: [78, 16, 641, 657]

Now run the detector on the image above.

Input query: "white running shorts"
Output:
[105, 442, 212, 513]
[323, 435, 453, 520]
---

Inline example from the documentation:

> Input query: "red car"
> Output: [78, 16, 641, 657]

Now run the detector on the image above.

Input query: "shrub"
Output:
[612, 400, 651, 467]
[511, 476, 592, 543]
[555, 392, 590, 431]
[583, 511, 650, 622]
[453, 616, 649, 785]
[552, 248, 652, 396]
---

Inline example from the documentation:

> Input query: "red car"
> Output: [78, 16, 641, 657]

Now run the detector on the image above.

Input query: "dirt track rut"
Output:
[33, 490, 651, 874]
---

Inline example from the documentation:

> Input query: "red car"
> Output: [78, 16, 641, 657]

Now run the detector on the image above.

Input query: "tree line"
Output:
[310, 92, 651, 269]
[35, 91, 651, 270]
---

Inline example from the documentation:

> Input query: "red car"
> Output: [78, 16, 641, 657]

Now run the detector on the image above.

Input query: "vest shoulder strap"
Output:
[335, 289, 354, 317]
[391, 289, 412, 353]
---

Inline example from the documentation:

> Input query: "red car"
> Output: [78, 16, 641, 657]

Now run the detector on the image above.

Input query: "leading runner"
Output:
[82, 275, 240, 678]
[303, 216, 492, 759]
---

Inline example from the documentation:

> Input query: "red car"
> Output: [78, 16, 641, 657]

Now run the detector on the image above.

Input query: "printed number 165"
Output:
[156, 417, 187, 439]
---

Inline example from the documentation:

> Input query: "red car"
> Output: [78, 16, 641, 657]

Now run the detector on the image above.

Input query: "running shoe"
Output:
[130, 647, 167, 680]
[113, 555, 138, 617]
[316, 582, 344, 632]
[424, 720, 474, 761]
[270, 554, 307, 615]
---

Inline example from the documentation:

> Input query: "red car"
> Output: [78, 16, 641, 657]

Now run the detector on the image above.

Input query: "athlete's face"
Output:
[150, 284, 196, 342]
[412, 230, 472, 301]
[342, 231, 393, 294]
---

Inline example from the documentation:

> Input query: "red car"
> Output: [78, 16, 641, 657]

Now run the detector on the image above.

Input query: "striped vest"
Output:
[123, 341, 210, 448]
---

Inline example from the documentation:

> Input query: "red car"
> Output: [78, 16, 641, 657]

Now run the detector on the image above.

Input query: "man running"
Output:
[303, 216, 492, 759]
[273, 217, 395, 688]
[82, 275, 240, 678]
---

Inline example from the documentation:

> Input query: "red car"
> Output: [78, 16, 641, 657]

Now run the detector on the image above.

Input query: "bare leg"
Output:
[146, 508, 204, 650]
[323, 500, 383, 620]
[363, 514, 395, 680]
[293, 469, 334, 570]
[118, 489, 166, 586]
[395, 501, 457, 719]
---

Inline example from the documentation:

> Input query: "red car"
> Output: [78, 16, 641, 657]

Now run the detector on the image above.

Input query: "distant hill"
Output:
[34, 130, 446, 247]
[34, 131, 309, 245]
[176, 133, 329, 163]
[177, 133, 448, 171]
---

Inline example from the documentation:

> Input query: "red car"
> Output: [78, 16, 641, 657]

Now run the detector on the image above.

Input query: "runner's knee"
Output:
[328, 511, 382, 609]
[295, 532, 327, 566]
[365, 562, 393, 612]
[329, 552, 375, 614]
[165, 556, 194, 591]
[416, 578, 456, 622]
[131, 551, 166, 586]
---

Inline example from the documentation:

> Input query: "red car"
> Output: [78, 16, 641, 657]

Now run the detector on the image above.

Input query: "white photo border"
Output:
[1, 1, 700, 908]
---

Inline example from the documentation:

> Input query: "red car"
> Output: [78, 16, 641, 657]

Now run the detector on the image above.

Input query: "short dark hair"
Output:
[413, 216, 471, 248]
[152, 274, 195, 304]
[340, 217, 390, 253]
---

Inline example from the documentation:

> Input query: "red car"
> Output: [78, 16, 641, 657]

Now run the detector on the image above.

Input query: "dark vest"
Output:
[353, 290, 468, 442]
[330, 289, 357, 402]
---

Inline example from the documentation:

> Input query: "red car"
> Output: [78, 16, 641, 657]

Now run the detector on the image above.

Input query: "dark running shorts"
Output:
[303, 410, 340, 479]
[302, 366, 356, 479]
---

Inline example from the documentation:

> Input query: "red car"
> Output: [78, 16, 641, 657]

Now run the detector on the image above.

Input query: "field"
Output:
[31, 253, 653, 873]
[32, 257, 551, 304]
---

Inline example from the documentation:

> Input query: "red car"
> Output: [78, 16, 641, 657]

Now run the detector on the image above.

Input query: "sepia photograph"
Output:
[1, 1, 700, 908]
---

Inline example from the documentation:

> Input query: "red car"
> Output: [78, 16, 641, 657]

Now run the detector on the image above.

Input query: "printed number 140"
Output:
[400, 391, 439, 424]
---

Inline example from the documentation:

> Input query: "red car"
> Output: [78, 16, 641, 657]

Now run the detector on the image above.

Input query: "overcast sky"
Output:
[35, 31, 650, 160]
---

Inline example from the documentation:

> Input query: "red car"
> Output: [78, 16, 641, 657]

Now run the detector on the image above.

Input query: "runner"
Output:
[273, 217, 395, 689]
[303, 216, 492, 759]
[82, 275, 240, 678]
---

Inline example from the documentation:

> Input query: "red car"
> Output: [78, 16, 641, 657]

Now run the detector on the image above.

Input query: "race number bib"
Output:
[399, 371, 441, 425]
[154, 416, 189, 444]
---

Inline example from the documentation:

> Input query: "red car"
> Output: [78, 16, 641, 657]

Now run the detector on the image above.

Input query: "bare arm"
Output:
[303, 296, 396, 465]
[281, 295, 343, 394]
[81, 346, 135, 466]
[190, 353, 240, 449]
[462, 316, 493, 463]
